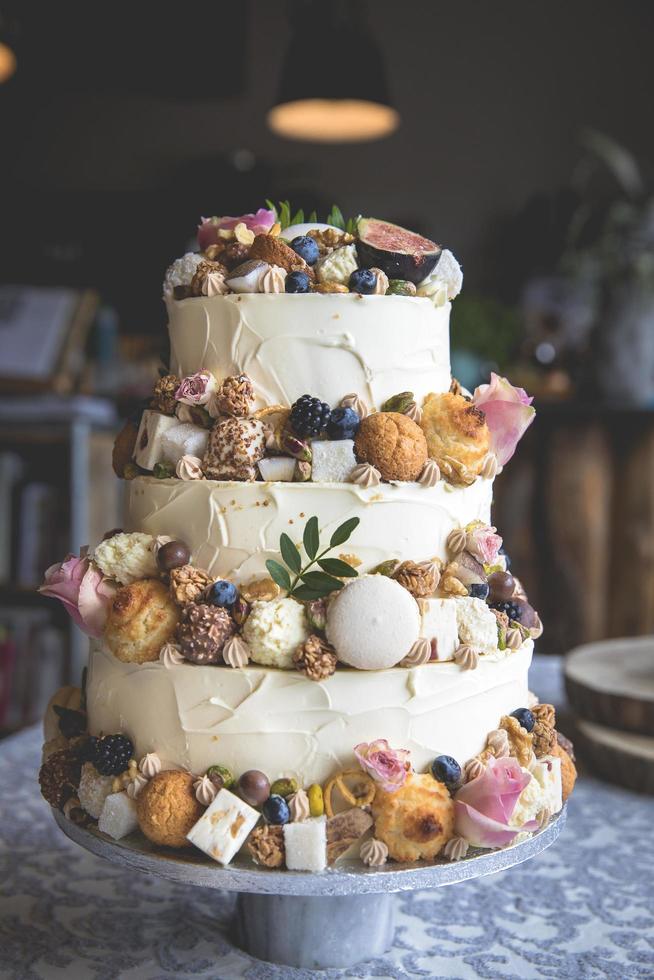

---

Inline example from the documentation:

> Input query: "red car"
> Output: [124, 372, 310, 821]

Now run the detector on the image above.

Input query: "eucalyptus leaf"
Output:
[301, 571, 343, 592]
[329, 516, 360, 548]
[291, 584, 327, 602]
[318, 558, 358, 578]
[303, 516, 320, 560]
[279, 533, 302, 574]
[265, 559, 291, 592]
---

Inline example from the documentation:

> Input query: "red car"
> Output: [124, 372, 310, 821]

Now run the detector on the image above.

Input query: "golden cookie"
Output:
[420, 392, 490, 484]
[250, 234, 313, 277]
[137, 770, 203, 848]
[112, 421, 138, 478]
[551, 742, 577, 801]
[105, 579, 180, 664]
[354, 412, 428, 482]
[372, 773, 454, 862]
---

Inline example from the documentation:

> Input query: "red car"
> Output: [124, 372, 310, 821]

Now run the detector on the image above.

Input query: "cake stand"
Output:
[53, 807, 566, 970]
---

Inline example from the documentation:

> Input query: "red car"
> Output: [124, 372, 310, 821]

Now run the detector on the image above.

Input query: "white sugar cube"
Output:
[161, 423, 209, 465]
[98, 792, 139, 840]
[134, 410, 179, 471]
[420, 598, 459, 661]
[186, 788, 259, 866]
[311, 440, 357, 483]
[283, 816, 327, 872]
[258, 456, 297, 482]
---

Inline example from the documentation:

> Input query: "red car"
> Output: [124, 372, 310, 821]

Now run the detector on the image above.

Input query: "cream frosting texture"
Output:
[127, 475, 493, 582]
[86, 641, 533, 787]
[166, 293, 451, 410]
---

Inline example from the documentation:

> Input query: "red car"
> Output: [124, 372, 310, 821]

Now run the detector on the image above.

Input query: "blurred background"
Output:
[1, 0, 654, 732]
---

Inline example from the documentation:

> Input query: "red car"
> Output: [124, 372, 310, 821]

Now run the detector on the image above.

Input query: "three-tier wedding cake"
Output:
[38, 206, 576, 871]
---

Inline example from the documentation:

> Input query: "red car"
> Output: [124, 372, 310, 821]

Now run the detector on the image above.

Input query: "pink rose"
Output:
[466, 523, 503, 565]
[39, 552, 116, 638]
[454, 756, 538, 847]
[197, 208, 276, 249]
[473, 373, 535, 466]
[175, 371, 217, 407]
[354, 739, 411, 793]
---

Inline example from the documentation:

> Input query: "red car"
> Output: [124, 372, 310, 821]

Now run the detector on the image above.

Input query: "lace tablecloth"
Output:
[1, 657, 653, 980]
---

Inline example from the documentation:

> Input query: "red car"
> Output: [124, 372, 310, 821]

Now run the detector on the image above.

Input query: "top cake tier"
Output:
[166, 293, 452, 411]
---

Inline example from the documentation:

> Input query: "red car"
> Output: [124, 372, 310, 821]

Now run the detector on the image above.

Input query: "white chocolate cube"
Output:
[454, 596, 499, 656]
[258, 456, 296, 482]
[283, 816, 327, 872]
[134, 410, 179, 471]
[420, 598, 459, 661]
[531, 756, 563, 814]
[98, 792, 139, 840]
[161, 423, 209, 466]
[311, 440, 357, 483]
[186, 788, 259, 865]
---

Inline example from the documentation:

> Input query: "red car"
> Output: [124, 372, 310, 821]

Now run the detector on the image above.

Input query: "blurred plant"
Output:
[451, 295, 521, 370]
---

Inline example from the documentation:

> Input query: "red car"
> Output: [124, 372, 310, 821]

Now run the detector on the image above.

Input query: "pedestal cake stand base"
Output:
[54, 807, 566, 970]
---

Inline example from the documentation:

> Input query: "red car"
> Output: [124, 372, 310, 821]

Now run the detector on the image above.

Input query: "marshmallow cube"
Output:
[161, 423, 209, 466]
[420, 598, 459, 661]
[283, 816, 327, 872]
[454, 596, 500, 656]
[532, 756, 563, 815]
[98, 792, 139, 840]
[186, 788, 259, 866]
[311, 440, 357, 483]
[134, 410, 179, 471]
[258, 456, 296, 482]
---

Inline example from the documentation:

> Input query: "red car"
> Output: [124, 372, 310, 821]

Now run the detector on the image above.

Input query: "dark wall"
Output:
[1, 0, 653, 328]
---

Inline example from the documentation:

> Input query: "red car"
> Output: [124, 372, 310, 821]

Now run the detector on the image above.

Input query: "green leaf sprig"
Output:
[265, 200, 360, 235]
[266, 515, 360, 601]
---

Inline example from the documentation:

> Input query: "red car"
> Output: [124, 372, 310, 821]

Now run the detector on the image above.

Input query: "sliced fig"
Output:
[357, 217, 441, 284]
[452, 551, 487, 586]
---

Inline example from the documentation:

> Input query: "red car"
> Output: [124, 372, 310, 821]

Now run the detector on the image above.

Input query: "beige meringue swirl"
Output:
[486, 728, 510, 757]
[340, 393, 369, 418]
[176, 454, 204, 481]
[127, 774, 148, 800]
[463, 757, 485, 783]
[288, 788, 310, 822]
[405, 401, 423, 425]
[203, 272, 229, 297]
[369, 268, 389, 295]
[443, 836, 469, 861]
[480, 453, 499, 480]
[401, 637, 432, 667]
[454, 643, 479, 670]
[223, 635, 250, 669]
[260, 264, 287, 294]
[350, 462, 381, 488]
[360, 838, 388, 867]
[537, 806, 552, 829]
[194, 775, 218, 806]
[446, 527, 468, 556]
[417, 459, 441, 487]
[138, 753, 162, 778]
[159, 643, 185, 667]
[505, 626, 524, 651]
[530, 614, 544, 639]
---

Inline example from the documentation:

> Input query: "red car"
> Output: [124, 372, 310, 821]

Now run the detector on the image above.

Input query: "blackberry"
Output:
[490, 600, 521, 623]
[89, 734, 134, 776]
[289, 395, 332, 438]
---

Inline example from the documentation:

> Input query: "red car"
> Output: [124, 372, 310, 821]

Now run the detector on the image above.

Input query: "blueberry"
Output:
[511, 707, 535, 733]
[326, 407, 360, 440]
[262, 793, 290, 825]
[468, 582, 490, 601]
[430, 755, 462, 788]
[207, 580, 239, 608]
[290, 235, 319, 265]
[285, 270, 311, 293]
[349, 268, 377, 294]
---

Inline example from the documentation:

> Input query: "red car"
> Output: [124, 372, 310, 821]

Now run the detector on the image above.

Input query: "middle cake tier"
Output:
[128, 474, 493, 582]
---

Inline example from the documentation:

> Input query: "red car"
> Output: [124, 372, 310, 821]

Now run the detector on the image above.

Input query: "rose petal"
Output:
[454, 800, 521, 847]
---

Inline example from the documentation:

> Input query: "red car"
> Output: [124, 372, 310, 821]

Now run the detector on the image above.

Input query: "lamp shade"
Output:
[267, 4, 399, 143]
[0, 40, 16, 83]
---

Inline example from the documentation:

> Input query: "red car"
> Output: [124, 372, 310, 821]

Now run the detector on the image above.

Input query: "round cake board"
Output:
[575, 718, 654, 794]
[53, 807, 566, 970]
[565, 635, 654, 736]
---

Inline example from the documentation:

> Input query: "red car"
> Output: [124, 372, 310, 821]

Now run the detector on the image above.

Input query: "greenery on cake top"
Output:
[266, 515, 360, 600]
[265, 200, 361, 235]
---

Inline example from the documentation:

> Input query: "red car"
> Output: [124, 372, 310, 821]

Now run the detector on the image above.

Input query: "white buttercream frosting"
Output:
[127, 475, 493, 582]
[166, 293, 451, 411]
[86, 642, 533, 787]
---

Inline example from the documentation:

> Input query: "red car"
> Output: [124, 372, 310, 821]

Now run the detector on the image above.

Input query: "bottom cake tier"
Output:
[86, 641, 533, 786]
